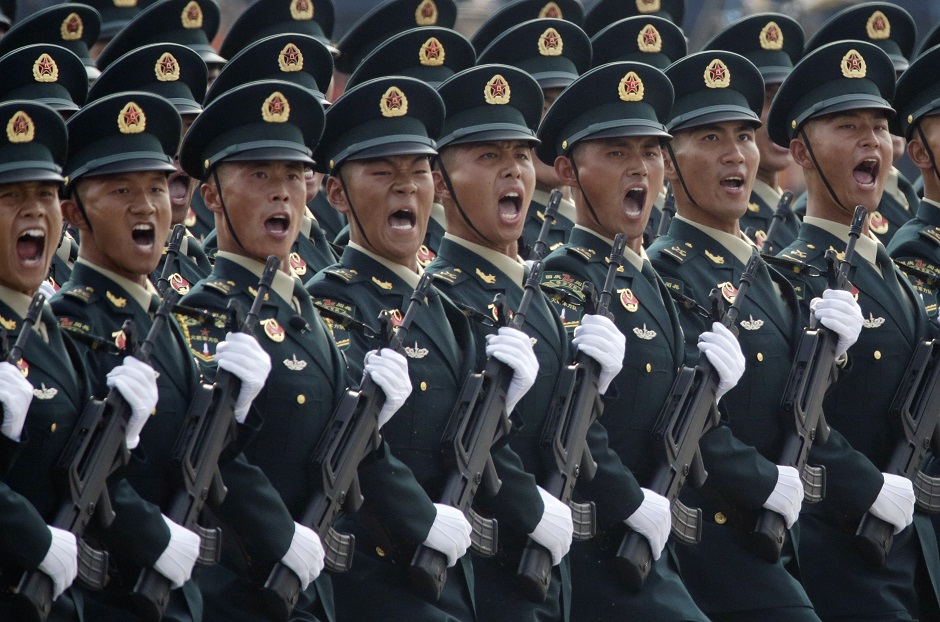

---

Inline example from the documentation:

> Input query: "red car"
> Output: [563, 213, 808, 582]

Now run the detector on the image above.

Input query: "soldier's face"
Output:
[65, 172, 172, 283]
[666, 121, 759, 232]
[169, 114, 198, 225]
[557, 136, 664, 251]
[327, 155, 435, 270]
[0, 181, 62, 295]
[203, 161, 306, 268]
[436, 141, 536, 255]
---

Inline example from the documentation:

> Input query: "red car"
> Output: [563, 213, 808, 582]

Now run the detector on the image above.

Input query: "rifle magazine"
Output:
[801, 464, 826, 504]
[323, 527, 355, 573]
[468, 509, 498, 556]
[196, 525, 221, 565]
[670, 501, 701, 545]
[76, 540, 109, 590]
[914, 470, 940, 513]
[569, 500, 596, 541]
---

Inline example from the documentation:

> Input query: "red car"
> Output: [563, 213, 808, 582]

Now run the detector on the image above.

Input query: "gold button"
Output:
[50, 423, 56, 433]
[420, 381, 428, 391]
[645, 363, 652, 373]
[714, 512, 727, 525]
[375, 547, 385, 557]
[757, 352, 764, 362]
[874, 350, 882, 360]
[297, 394, 306, 404]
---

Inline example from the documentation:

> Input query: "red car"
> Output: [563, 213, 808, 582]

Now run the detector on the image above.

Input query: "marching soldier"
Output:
[536, 60, 709, 621]
[769, 40, 940, 620]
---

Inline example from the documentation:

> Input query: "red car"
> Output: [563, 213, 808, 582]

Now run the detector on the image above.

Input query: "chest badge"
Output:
[404, 341, 429, 359]
[17, 359, 28, 378]
[633, 324, 656, 340]
[289, 252, 307, 276]
[169, 273, 190, 294]
[869, 211, 889, 236]
[740, 315, 764, 331]
[112, 328, 128, 350]
[33, 383, 58, 400]
[619, 288, 639, 312]
[261, 318, 286, 342]
[719, 282, 738, 304]
[862, 313, 885, 329]
[416, 244, 436, 268]
[283, 354, 307, 370]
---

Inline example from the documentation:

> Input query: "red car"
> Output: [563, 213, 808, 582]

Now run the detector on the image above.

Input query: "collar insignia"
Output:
[372, 277, 393, 290]
[417, 244, 436, 267]
[476, 268, 496, 284]
[754, 230, 767, 248]
[633, 324, 656, 340]
[118, 102, 146, 134]
[484, 74, 511, 105]
[637, 24, 662, 53]
[106, 291, 127, 307]
[16, 359, 28, 377]
[112, 328, 127, 350]
[61, 13, 83, 40]
[0, 316, 15, 331]
[704, 250, 725, 265]
[618, 71, 645, 102]
[419, 37, 445, 67]
[841, 49, 866, 79]
[181, 1, 202, 28]
[283, 354, 307, 370]
[539, 2, 562, 18]
[33, 53, 59, 83]
[740, 315, 764, 330]
[866, 10, 890, 40]
[262, 91, 290, 123]
[380, 86, 408, 117]
[387, 309, 404, 327]
[262, 318, 286, 342]
[704, 59, 730, 88]
[636, 0, 660, 13]
[155, 52, 180, 81]
[416, 0, 438, 25]
[6, 111, 34, 144]
[404, 341, 429, 359]
[619, 288, 639, 312]
[291, 0, 314, 21]
[747, 201, 760, 212]
[279, 43, 304, 72]
[759, 21, 783, 50]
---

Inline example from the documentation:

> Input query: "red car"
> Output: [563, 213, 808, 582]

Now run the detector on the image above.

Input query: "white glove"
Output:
[38, 527, 77, 600]
[698, 322, 745, 402]
[106, 356, 158, 450]
[38, 280, 57, 300]
[152, 515, 200, 589]
[762, 465, 804, 529]
[280, 522, 325, 590]
[572, 313, 625, 394]
[485, 326, 538, 413]
[0, 361, 33, 441]
[811, 289, 863, 358]
[423, 503, 472, 567]
[624, 489, 671, 561]
[529, 486, 574, 565]
[364, 348, 412, 429]
[214, 332, 272, 424]
[869, 473, 915, 534]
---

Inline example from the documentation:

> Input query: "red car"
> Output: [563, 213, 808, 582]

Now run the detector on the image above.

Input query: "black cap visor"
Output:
[0, 164, 64, 185]
[439, 126, 539, 149]
[668, 106, 761, 132]
[334, 138, 437, 171]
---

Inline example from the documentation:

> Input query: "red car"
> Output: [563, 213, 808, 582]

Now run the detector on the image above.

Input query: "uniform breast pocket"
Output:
[251, 366, 332, 466]
[609, 338, 674, 440]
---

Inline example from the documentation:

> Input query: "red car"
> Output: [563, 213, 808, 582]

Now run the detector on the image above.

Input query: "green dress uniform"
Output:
[541, 226, 709, 622]
[774, 220, 940, 620]
[647, 217, 819, 621]
[887, 198, 940, 319]
[520, 188, 577, 260]
[151, 228, 212, 297]
[307, 245, 477, 622]
[740, 180, 801, 253]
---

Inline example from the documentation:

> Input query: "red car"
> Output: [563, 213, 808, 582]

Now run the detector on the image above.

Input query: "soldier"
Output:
[703, 14, 804, 254]
[0, 3, 102, 82]
[0, 100, 160, 621]
[646, 50, 864, 621]
[177, 79, 411, 621]
[769, 40, 940, 621]
[535, 60, 710, 621]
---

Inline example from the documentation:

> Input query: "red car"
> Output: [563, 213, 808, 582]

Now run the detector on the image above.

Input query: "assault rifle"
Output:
[656, 184, 676, 240]
[750, 205, 865, 562]
[261, 272, 433, 621]
[156, 224, 186, 297]
[515, 233, 627, 602]
[15, 291, 179, 622]
[130, 255, 280, 621]
[408, 190, 562, 602]
[615, 255, 759, 591]
[759, 191, 794, 256]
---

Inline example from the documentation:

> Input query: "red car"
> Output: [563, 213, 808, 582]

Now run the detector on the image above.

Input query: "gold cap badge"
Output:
[113, 0, 137, 8]
[841, 49, 866, 79]
[636, 0, 660, 14]
[538, 27, 563, 56]
[7, 112, 35, 144]
[380, 86, 408, 117]
[155, 52, 180, 81]
[638, 24, 662, 53]
[60, 13, 84, 41]
[618, 71, 644, 102]
[181, 1, 202, 28]
[419, 37, 445, 67]
[290, 0, 314, 21]
[704, 59, 730, 88]
[866, 10, 890, 40]
[262, 91, 290, 123]
[759, 21, 783, 51]
[539, 2, 562, 18]
[416, 0, 438, 26]
[278, 43, 304, 72]
[118, 102, 146, 134]
[33, 53, 59, 83]
[484, 74, 511, 105]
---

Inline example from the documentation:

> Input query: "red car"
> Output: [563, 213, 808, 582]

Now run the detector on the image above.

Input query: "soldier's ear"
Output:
[554, 155, 577, 186]
[907, 132, 934, 171]
[662, 148, 678, 182]
[325, 174, 350, 214]
[789, 136, 814, 172]
[59, 197, 85, 232]
[201, 177, 222, 214]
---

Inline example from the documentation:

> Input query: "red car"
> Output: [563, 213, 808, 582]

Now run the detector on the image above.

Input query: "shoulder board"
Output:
[313, 297, 358, 322]
[202, 279, 236, 295]
[762, 254, 823, 278]
[777, 240, 821, 264]
[564, 245, 597, 262]
[659, 243, 692, 264]
[59, 284, 97, 304]
[917, 227, 940, 246]
[895, 257, 940, 289]
[427, 266, 468, 286]
[322, 267, 363, 283]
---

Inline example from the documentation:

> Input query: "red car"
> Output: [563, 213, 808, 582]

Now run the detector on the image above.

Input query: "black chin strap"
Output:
[568, 152, 602, 229]
[915, 124, 940, 185]
[335, 168, 374, 249]
[798, 127, 851, 217]
[665, 142, 703, 212]
[71, 188, 93, 236]
[434, 157, 496, 247]
[213, 167, 247, 253]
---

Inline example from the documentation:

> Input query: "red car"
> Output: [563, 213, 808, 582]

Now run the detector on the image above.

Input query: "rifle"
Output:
[750, 204, 865, 562]
[760, 191, 794, 256]
[15, 291, 180, 622]
[615, 255, 760, 591]
[156, 224, 186, 297]
[408, 190, 562, 602]
[515, 233, 627, 602]
[261, 273, 433, 621]
[129, 256, 279, 621]
[655, 184, 675, 240]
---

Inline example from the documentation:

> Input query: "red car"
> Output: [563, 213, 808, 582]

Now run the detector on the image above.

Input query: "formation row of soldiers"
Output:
[2, 0, 940, 620]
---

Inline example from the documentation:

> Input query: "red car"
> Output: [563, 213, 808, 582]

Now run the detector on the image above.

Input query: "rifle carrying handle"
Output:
[855, 511, 893, 567]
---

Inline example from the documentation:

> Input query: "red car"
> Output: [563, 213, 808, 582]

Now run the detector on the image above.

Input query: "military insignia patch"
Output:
[33, 54, 58, 83]
[323, 267, 359, 282]
[704, 250, 725, 265]
[866, 10, 890, 40]
[113, 0, 137, 7]
[538, 27, 563, 56]
[283, 354, 307, 370]
[278, 43, 304, 72]
[747, 202, 760, 212]
[869, 210, 889, 235]
[759, 21, 783, 50]
[636, 0, 660, 13]
[415, 0, 438, 25]
[371, 277, 393, 290]
[181, 1, 203, 28]
[6, 111, 35, 144]
[484, 74, 511, 105]
[475, 268, 496, 284]
[633, 324, 656, 340]
[488, 302, 513, 324]
[112, 328, 127, 350]
[261, 318, 285, 342]
[289, 252, 307, 276]
[118, 102, 146, 134]
[262, 91, 290, 123]
[61, 13, 83, 41]
[619, 288, 639, 312]
[419, 37, 445, 67]
[539, 2, 562, 18]
[862, 313, 885, 329]
[0, 317, 14, 331]
[637, 24, 662, 53]
[155, 52, 180, 81]
[33, 383, 58, 400]
[380, 86, 408, 118]
[169, 273, 190, 294]
[290, 0, 314, 20]
[618, 71, 644, 102]
[740, 315, 764, 330]
[17, 359, 28, 378]
[404, 341, 429, 359]
[106, 291, 127, 307]
[416, 244, 436, 267]
[719, 281, 737, 304]
[841, 49, 866, 79]
[704, 59, 730, 88]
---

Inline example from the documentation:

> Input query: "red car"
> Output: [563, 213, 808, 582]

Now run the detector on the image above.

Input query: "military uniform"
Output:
[741, 179, 801, 253]
[887, 198, 940, 319]
[151, 228, 212, 296]
[521, 188, 577, 259]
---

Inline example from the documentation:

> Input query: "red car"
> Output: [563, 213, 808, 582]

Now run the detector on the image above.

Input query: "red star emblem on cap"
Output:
[709, 62, 727, 82]
[66, 15, 80, 34]
[11, 116, 29, 136]
[187, 5, 200, 21]
[544, 6, 559, 17]
[159, 56, 177, 75]
[543, 30, 560, 49]
[297, 0, 309, 10]
[424, 39, 442, 59]
[623, 74, 641, 94]
[123, 106, 141, 126]
[765, 25, 779, 41]
[283, 46, 301, 66]
[872, 15, 886, 31]
[36, 56, 55, 77]
[421, 2, 434, 18]
[643, 29, 658, 45]
[489, 76, 507, 97]
[385, 90, 403, 110]
[268, 95, 286, 115]
[845, 52, 863, 71]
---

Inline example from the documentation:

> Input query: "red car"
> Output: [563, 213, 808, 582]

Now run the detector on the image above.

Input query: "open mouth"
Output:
[132, 223, 156, 248]
[264, 214, 290, 236]
[853, 159, 879, 186]
[388, 209, 416, 231]
[498, 191, 522, 222]
[16, 228, 45, 266]
[623, 187, 647, 217]
[168, 173, 191, 207]
[720, 176, 744, 191]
